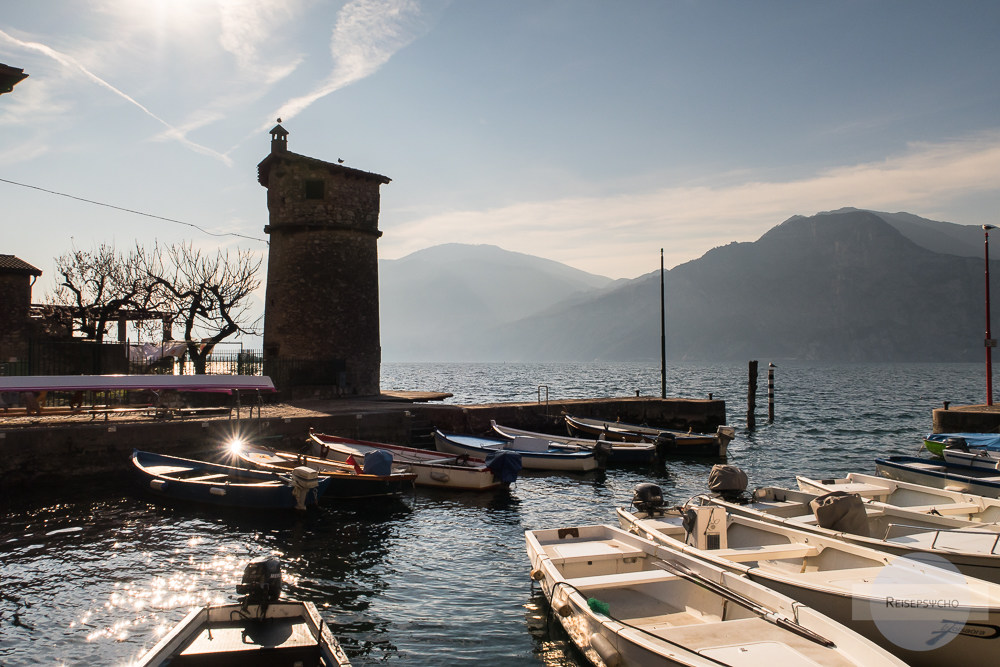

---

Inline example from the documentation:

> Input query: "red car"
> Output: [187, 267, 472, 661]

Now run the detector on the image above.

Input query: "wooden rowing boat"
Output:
[564, 414, 734, 457]
[307, 431, 519, 491]
[232, 443, 416, 499]
[132, 450, 330, 510]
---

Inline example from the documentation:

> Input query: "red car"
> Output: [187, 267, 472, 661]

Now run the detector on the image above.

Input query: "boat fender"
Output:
[556, 603, 573, 617]
[429, 470, 451, 483]
[529, 568, 544, 581]
[291, 466, 320, 510]
[588, 633, 621, 667]
[149, 479, 167, 491]
[210, 486, 226, 496]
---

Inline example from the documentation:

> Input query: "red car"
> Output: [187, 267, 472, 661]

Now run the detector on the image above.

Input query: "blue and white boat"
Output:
[923, 432, 1000, 458]
[876, 455, 1000, 499]
[132, 449, 331, 510]
[490, 420, 657, 464]
[433, 430, 604, 472]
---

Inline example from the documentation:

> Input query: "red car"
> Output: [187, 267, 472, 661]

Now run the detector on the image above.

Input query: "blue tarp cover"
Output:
[485, 450, 522, 484]
[363, 449, 393, 476]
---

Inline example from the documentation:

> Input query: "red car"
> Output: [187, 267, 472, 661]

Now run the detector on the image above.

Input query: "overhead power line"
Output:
[0, 177, 268, 244]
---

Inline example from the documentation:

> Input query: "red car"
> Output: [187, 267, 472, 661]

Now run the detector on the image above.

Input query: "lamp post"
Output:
[985, 224, 996, 406]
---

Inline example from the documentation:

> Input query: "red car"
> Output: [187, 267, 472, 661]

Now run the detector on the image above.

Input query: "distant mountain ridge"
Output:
[379, 211, 994, 362]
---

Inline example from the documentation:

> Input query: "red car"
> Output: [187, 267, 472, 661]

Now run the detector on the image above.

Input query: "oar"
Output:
[652, 558, 835, 647]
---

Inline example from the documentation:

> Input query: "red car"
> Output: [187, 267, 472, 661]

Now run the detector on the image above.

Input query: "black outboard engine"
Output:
[631, 483, 665, 515]
[236, 556, 282, 606]
[707, 464, 749, 504]
[654, 431, 677, 458]
[944, 437, 969, 452]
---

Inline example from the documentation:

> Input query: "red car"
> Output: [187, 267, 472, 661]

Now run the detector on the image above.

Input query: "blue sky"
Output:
[2, 0, 1000, 306]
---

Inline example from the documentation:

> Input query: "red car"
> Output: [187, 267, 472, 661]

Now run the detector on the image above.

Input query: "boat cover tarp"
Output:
[363, 450, 393, 476]
[485, 450, 522, 484]
[809, 491, 870, 537]
[0, 374, 275, 393]
[708, 464, 748, 495]
[926, 432, 1000, 452]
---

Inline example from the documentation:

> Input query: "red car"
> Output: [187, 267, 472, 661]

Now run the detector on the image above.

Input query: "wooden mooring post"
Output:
[747, 360, 758, 429]
[767, 362, 775, 423]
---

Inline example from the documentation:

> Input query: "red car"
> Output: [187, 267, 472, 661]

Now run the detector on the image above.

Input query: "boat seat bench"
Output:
[904, 502, 983, 515]
[565, 569, 679, 590]
[544, 540, 646, 566]
[710, 543, 821, 562]
[184, 473, 230, 482]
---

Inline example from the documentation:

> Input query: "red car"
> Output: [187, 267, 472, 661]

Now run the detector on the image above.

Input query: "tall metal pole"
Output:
[660, 248, 666, 399]
[985, 225, 996, 406]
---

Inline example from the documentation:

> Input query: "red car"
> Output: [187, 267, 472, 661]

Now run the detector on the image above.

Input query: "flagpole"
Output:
[660, 248, 666, 399]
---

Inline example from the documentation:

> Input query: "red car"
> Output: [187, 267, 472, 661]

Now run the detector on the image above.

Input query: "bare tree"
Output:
[49, 244, 149, 342]
[145, 242, 262, 374]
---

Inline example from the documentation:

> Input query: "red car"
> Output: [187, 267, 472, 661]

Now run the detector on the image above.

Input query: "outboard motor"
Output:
[485, 450, 522, 485]
[631, 483, 665, 515]
[944, 437, 969, 452]
[237, 556, 282, 606]
[593, 441, 612, 469]
[290, 466, 320, 510]
[707, 464, 749, 503]
[654, 432, 677, 458]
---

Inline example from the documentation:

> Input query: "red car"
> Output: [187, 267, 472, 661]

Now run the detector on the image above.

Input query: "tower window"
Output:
[305, 180, 325, 200]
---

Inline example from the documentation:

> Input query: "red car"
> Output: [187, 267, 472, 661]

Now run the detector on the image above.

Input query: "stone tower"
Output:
[257, 125, 391, 396]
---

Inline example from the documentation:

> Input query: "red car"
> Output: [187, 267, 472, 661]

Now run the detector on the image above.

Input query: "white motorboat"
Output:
[616, 483, 1000, 666]
[526, 523, 905, 666]
[702, 484, 1000, 584]
[490, 420, 657, 464]
[796, 471, 1000, 522]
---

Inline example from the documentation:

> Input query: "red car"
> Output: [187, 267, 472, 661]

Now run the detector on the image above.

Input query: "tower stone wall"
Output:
[258, 126, 390, 396]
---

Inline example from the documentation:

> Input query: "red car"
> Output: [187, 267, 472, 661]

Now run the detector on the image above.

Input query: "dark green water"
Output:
[0, 362, 984, 665]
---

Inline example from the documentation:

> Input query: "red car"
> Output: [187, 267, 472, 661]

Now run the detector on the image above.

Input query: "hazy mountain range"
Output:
[379, 208, 996, 362]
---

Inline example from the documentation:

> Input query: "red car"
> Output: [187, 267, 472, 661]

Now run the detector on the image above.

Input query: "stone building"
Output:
[0, 255, 42, 363]
[257, 125, 391, 396]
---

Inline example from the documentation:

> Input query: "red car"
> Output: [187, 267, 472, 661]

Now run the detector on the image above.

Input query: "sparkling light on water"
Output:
[0, 361, 986, 664]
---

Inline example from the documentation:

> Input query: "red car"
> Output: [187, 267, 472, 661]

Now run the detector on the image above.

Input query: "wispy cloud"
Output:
[0, 28, 233, 164]
[382, 132, 1000, 279]
[267, 0, 427, 127]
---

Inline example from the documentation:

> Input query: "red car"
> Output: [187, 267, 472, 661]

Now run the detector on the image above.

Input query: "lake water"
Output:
[0, 361, 987, 665]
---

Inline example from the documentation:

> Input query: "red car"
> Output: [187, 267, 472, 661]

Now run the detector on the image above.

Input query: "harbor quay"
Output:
[0, 395, 726, 492]
[932, 402, 1000, 434]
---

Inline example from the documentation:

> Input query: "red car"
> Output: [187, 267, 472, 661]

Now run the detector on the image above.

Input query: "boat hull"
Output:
[135, 601, 350, 666]
[434, 431, 599, 472]
[876, 456, 1000, 499]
